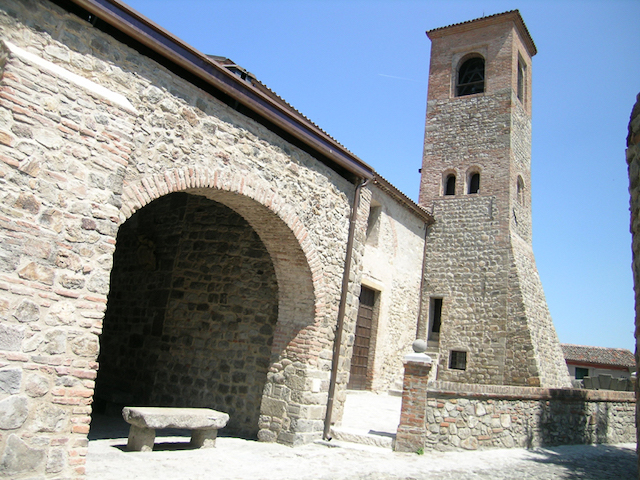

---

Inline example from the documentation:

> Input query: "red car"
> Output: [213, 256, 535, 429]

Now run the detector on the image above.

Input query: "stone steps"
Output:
[329, 426, 395, 449]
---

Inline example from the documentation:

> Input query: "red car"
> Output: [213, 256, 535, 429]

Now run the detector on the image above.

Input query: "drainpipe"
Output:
[415, 222, 431, 340]
[323, 178, 370, 440]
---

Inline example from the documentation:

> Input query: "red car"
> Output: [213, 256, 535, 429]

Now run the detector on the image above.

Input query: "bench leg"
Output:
[190, 429, 217, 448]
[127, 425, 156, 452]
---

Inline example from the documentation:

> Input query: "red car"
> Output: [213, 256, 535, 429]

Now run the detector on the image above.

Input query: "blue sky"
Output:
[124, 0, 639, 352]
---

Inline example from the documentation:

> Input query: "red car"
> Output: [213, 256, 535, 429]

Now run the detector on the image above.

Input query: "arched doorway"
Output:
[93, 191, 280, 438]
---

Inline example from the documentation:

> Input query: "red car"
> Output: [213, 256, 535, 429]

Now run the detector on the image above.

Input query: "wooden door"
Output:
[348, 286, 375, 390]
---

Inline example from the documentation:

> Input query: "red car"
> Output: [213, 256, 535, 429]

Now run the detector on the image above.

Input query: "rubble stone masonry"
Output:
[422, 382, 635, 451]
[395, 364, 636, 453]
[0, 0, 370, 476]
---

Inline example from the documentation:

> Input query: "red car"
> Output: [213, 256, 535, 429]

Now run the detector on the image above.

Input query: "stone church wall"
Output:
[0, 0, 371, 475]
[359, 184, 426, 393]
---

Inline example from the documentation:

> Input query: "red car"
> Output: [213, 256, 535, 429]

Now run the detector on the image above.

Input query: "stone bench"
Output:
[122, 407, 229, 452]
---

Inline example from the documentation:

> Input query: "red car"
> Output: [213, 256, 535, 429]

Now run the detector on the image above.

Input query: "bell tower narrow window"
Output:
[445, 174, 456, 195]
[456, 56, 485, 97]
[468, 172, 480, 194]
[517, 175, 525, 204]
[517, 57, 526, 104]
[428, 297, 443, 341]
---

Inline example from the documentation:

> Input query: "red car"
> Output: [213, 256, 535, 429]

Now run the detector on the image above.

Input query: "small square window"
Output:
[449, 350, 467, 370]
[575, 367, 589, 380]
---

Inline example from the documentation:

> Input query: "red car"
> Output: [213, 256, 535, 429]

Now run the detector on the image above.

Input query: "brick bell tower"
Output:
[418, 11, 571, 388]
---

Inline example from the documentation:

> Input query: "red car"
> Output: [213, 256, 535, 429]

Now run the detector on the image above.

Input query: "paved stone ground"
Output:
[86, 435, 637, 480]
[86, 392, 638, 479]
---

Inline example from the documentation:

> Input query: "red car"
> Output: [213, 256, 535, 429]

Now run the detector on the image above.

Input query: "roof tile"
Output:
[562, 344, 635, 368]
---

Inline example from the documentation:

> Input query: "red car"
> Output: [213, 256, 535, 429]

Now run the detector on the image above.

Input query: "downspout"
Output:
[415, 222, 431, 340]
[323, 178, 370, 440]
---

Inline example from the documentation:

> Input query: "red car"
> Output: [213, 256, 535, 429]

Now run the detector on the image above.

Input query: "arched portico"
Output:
[93, 167, 328, 443]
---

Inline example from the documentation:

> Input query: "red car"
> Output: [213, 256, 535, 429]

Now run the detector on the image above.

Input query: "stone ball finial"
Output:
[412, 339, 427, 353]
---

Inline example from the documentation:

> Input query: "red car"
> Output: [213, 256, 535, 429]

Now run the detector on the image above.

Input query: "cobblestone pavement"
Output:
[87, 392, 637, 479]
[403, 443, 638, 480]
[86, 432, 637, 480]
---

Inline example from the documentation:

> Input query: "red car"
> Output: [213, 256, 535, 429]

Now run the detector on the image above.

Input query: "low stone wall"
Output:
[395, 360, 636, 453]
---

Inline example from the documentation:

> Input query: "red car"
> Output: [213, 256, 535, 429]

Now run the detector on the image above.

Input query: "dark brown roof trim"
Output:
[427, 10, 537, 58]
[210, 56, 354, 154]
[373, 175, 434, 225]
[565, 361, 630, 371]
[66, 0, 375, 182]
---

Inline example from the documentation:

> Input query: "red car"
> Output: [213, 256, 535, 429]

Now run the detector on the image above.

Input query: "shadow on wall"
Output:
[532, 389, 611, 448]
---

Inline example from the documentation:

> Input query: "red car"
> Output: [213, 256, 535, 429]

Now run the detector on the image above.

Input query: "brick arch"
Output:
[119, 166, 321, 362]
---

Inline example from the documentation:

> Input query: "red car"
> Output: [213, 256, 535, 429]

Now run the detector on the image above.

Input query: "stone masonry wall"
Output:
[423, 196, 511, 385]
[96, 193, 278, 438]
[508, 234, 571, 388]
[423, 195, 570, 387]
[625, 92, 640, 473]
[420, 92, 512, 211]
[422, 382, 636, 451]
[421, 19, 530, 208]
[395, 364, 636, 453]
[0, 0, 370, 475]
[359, 184, 426, 393]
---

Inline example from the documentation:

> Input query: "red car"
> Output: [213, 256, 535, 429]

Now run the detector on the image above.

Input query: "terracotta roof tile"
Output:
[427, 10, 537, 57]
[561, 344, 635, 368]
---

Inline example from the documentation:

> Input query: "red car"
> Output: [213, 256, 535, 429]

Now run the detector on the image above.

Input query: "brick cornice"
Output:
[427, 10, 537, 58]
[428, 380, 636, 402]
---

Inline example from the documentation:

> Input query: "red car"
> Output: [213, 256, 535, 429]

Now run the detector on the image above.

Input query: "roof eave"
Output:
[427, 10, 537, 58]
[67, 0, 375, 182]
[373, 175, 434, 225]
[565, 360, 634, 370]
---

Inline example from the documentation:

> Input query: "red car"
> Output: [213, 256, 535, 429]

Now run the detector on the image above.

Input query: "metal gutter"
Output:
[67, 0, 375, 181]
[414, 223, 430, 340]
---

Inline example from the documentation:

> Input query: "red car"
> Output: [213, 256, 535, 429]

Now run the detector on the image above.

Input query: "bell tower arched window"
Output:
[445, 174, 456, 196]
[456, 56, 485, 96]
[468, 173, 480, 194]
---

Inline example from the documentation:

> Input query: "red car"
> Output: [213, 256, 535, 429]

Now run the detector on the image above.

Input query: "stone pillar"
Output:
[394, 352, 432, 452]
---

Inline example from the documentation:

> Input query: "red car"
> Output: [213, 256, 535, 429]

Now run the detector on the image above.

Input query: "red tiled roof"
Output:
[561, 344, 635, 369]
[426, 10, 537, 57]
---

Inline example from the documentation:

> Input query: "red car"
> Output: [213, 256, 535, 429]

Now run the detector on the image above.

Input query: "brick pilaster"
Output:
[394, 355, 432, 452]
